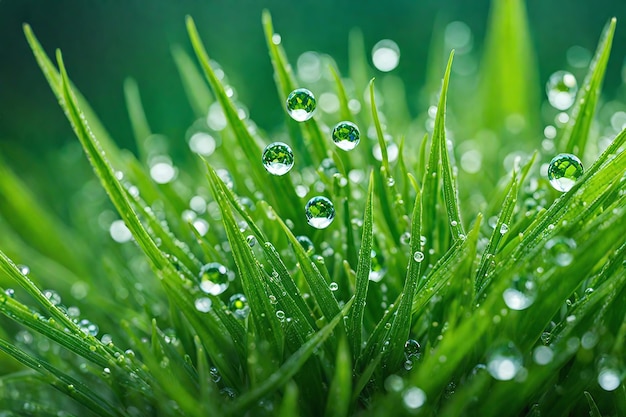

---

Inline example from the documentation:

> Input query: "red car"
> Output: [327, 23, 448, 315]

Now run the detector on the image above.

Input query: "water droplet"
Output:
[295, 235, 315, 255]
[500, 223, 509, 235]
[269, 295, 278, 304]
[402, 386, 426, 410]
[547, 153, 583, 192]
[199, 262, 231, 295]
[210, 366, 221, 383]
[546, 71, 578, 110]
[188, 132, 216, 156]
[229, 294, 250, 319]
[384, 375, 404, 392]
[329, 282, 339, 291]
[286, 88, 316, 122]
[110, 219, 132, 243]
[404, 339, 421, 358]
[5, 288, 14, 298]
[598, 369, 621, 391]
[331, 121, 360, 151]
[533, 346, 554, 365]
[78, 319, 99, 337]
[262, 142, 294, 176]
[451, 220, 458, 227]
[369, 250, 387, 282]
[386, 177, 396, 187]
[403, 360, 413, 371]
[545, 237, 576, 266]
[413, 251, 425, 263]
[276, 310, 286, 322]
[305, 196, 335, 229]
[150, 161, 177, 184]
[502, 274, 537, 310]
[400, 232, 411, 246]
[17, 264, 30, 275]
[194, 297, 212, 313]
[246, 235, 257, 247]
[372, 39, 400, 72]
[43, 290, 62, 306]
[486, 342, 523, 381]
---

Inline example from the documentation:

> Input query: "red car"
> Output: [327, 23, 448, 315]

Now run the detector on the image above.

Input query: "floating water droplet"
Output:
[329, 282, 339, 291]
[150, 161, 176, 184]
[487, 342, 523, 381]
[545, 237, 576, 266]
[286, 88, 316, 122]
[43, 290, 62, 306]
[597, 356, 622, 391]
[413, 251, 425, 263]
[547, 153, 583, 192]
[546, 71, 578, 110]
[188, 132, 216, 156]
[502, 274, 537, 310]
[372, 39, 400, 72]
[262, 142, 294, 176]
[110, 219, 132, 243]
[199, 262, 231, 295]
[332, 121, 360, 151]
[305, 196, 335, 229]
[402, 387, 426, 410]
[194, 297, 213, 313]
[229, 294, 250, 319]
[500, 223, 509, 235]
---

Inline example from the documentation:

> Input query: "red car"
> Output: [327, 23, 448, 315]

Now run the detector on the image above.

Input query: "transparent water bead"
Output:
[547, 153, 584, 192]
[546, 71, 578, 110]
[229, 294, 250, 319]
[329, 282, 339, 291]
[262, 142, 294, 176]
[372, 39, 400, 72]
[199, 262, 231, 295]
[404, 339, 421, 359]
[78, 319, 99, 337]
[194, 297, 213, 313]
[296, 235, 315, 255]
[286, 88, 316, 122]
[402, 387, 426, 410]
[487, 342, 523, 381]
[305, 196, 335, 229]
[545, 237, 576, 266]
[413, 251, 425, 263]
[502, 274, 537, 311]
[332, 121, 360, 151]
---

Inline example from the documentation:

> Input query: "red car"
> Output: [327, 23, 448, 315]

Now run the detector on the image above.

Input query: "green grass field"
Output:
[0, 1, 625, 416]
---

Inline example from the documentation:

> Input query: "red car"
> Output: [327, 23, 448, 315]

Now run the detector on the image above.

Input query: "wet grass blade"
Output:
[324, 336, 352, 417]
[560, 18, 616, 156]
[348, 170, 374, 357]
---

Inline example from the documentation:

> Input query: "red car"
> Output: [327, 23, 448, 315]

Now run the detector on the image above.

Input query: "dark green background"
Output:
[1, 0, 625, 154]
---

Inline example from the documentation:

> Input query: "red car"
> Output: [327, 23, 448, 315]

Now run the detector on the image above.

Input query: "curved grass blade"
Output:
[560, 18, 616, 156]
[348, 170, 374, 357]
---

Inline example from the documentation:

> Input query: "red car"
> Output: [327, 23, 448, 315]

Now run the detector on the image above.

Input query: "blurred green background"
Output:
[1, 0, 625, 155]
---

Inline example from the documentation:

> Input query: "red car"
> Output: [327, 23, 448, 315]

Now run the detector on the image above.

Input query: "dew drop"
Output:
[109, 220, 132, 243]
[332, 121, 360, 151]
[329, 282, 339, 291]
[502, 274, 537, 310]
[499, 223, 509, 235]
[546, 71, 578, 110]
[246, 235, 257, 247]
[295, 235, 315, 255]
[545, 237, 576, 266]
[17, 264, 30, 275]
[547, 153, 583, 192]
[286, 88, 316, 122]
[533, 346, 554, 365]
[229, 294, 250, 319]
[372, 39, 400, 72]
[404, 339, 421, 359]
[194, 297, 213, 313]
[486, 342, 523, 381]
[199, 262, 231, 295]
[150, 161, 176, 184]
[369, 250, 386, 282]
[276, 310, 286, 322]
[400, 232, 411, 246]
[78, 319, 99, 337]
[402, 387, 426, 410]
[262, 142, 294, 176]
[413, 251, 425, 263]
[305, 196, 335, 229]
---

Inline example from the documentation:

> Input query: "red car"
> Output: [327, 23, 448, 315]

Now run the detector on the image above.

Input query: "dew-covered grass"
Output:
[0, 1, 625, 416]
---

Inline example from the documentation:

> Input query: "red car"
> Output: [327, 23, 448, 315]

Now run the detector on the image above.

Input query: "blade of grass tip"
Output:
[171, 44, 214, 118]
[369, 79, 389, 173]
[348, 170, 374, 357]
[205, 162, 284, 361]
[324, 336, 352, 417]
[262, 10, 329, 165]
[585, 392, 603, 417]
[418, 133, 428, 184]
[271, 206, 341, 324]
[384, 188, 422, 371]
[436, 51, 465, 241]
[123, 77, 152, 162]
[277, 382, 299, 417]
[561, 18, 616, 156]
[0, 339, 125, 417]
[230, 300, 352, 415]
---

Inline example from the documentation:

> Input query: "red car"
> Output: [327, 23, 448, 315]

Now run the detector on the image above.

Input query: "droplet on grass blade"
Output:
[194, 297, 213, 313]
[487, 342, 523, 381]
[199, 262, 231, 295]
[332, 121, 360, 151]
[286, 88, 316, 122]
[305, 196, 335, 229]
[547, 153, 583, 192]
[502, 274, 537, 310]
[262, 142, 294, 176]
[546, 71, 578, 110]
[545, 237, 576, 266]
[413, 251, 424, 263]
[229, 294, 249, 319]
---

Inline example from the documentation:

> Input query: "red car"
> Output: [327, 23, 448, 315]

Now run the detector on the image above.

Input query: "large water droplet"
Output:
[262, 142, 294, 176]
[372, 39, 400, 72]
[487, 342, 523, 381]
[229, 294, 249, 319]
[286, 88, 316, 122]
[547, 153, 583, 192]
[404, 339, 421, 359]
[305, 196, 335, 229]
[402, 387, 426, 410]
[502, 274, 537, 310]
[545, 237, 576, 266]
[332, 121, 360, 151]
[597, 356, 622, 391]
[546, 71, 578, 110]
[199, 262, 231, 295]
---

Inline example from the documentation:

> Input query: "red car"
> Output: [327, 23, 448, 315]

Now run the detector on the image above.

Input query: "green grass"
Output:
[0, 1, 625, 416]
